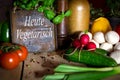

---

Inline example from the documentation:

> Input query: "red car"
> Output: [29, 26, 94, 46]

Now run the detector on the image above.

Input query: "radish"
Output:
[90, 39, 99, 48]
[68, 34, 90, 60]
[78, 34, 90, 60]
[86, 42, 96, 51]
[79, 34, 90, 47]
[78, 31, 92, 40]
[67, 39, 81, 56]
[72, 39, 81, 48]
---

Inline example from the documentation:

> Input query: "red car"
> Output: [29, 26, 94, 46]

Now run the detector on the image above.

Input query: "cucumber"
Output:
[64, 48, 117, 67]
[94, 48, 109, 56]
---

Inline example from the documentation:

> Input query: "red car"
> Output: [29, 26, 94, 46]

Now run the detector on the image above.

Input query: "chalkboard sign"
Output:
[11, 10, 57, 53]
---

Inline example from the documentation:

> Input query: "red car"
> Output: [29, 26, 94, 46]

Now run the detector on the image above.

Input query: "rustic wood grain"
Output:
[0, 62, 23, 80]
[22, 51, 85, 80]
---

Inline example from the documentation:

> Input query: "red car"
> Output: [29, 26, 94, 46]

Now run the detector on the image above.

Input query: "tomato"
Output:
[15, 45, 28, 62]
[14, 45, 28, 62]
[19, 45, 28, 57]
[0, 44, 28, 70]
[0, 52, 20, 70]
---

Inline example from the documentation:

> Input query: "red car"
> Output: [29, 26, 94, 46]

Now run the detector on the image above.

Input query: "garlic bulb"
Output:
[114, 42, 120, 50]
[105, 31, 119, 45]
[93, 32, 105, 44]
[110, 50, 120, 64]
[100, 42, 113, 52]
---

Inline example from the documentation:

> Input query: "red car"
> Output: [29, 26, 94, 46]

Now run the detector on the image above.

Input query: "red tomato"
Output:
[19, 45, 28, 58]
[0, 52, 20, 70]
[13, 45, 28, 62]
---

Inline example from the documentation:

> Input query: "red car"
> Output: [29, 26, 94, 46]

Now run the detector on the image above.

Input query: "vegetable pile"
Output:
[43, 30, 120, 80]
[63, 32, 117, 67]
[0, 43, 28, 70]
[42, 14, 120, 79]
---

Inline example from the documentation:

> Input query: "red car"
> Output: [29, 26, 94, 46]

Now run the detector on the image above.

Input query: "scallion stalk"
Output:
[54, 64, 113, 73]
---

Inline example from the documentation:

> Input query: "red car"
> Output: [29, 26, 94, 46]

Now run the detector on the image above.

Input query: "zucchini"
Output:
[64, 48, 117, 67]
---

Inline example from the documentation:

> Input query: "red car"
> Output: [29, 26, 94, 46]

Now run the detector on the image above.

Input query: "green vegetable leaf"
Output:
[52, 14, 64, 24]
[44, 10, 56, 20]
[64, 10, 72, 17]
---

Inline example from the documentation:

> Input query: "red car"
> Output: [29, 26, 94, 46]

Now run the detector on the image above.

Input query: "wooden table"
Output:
[0, 51, 120, 80]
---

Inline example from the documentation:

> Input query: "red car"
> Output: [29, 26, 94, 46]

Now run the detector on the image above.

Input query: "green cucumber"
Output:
[64, 48, 117, 67]
[95, 48, 109, 56]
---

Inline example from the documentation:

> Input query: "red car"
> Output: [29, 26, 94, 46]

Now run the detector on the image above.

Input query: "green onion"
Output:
[43, 64, 120, 80]
[43, 73, 66, 80]
[54, 64, 113, 73]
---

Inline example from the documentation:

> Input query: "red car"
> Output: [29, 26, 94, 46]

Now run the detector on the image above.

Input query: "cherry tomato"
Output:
[19, 45, 28, 57]
[14, 45, 28, 62]
[0, 52, 20, 70]
[18, 45, 28, 61]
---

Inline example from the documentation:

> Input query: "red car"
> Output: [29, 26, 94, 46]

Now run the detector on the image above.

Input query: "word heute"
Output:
[24, 16, 45, 26]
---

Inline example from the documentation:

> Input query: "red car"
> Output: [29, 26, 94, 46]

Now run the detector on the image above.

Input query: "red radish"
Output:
[86, 42, 96, 51]
[79, 34, 90, 47]
[72, 39, 81, 48]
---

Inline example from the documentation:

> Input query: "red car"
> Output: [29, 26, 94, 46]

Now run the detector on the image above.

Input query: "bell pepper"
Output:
[0, 21, 11, 42]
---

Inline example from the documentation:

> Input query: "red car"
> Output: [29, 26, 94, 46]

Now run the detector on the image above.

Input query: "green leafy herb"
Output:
[13, 0, 71, 24]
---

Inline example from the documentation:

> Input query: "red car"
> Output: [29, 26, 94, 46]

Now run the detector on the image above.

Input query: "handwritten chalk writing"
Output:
[24, 16, 45, 26]
[11, 10, 56, 52]
[17, 29, 53, 41]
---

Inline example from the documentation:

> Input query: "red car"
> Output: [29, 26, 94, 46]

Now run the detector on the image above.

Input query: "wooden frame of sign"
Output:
[11, 10, 57, 53]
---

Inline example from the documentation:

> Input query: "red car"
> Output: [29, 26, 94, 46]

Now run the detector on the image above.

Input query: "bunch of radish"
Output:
[72, 32, 96, 51]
